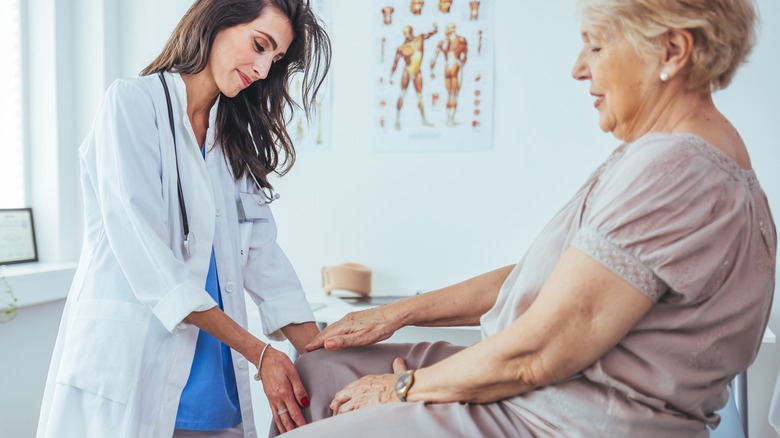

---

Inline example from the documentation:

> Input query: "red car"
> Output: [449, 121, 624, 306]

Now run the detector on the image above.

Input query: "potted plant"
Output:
[0, 266, 19, 323]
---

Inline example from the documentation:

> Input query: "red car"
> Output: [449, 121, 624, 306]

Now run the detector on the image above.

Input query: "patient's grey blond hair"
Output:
[576, 0, 757, 92]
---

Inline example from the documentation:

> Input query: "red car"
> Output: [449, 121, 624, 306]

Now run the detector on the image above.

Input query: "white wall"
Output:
[5, 0, 778, 436]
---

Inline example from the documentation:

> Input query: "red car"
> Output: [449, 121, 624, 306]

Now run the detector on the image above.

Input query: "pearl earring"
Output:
[660, 71, 670, 82]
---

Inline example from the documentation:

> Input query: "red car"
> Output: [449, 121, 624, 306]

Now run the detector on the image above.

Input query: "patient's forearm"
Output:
[406, 248, 654, 404]
[406, 326, 542, 404]
[399, 265, 514, 328]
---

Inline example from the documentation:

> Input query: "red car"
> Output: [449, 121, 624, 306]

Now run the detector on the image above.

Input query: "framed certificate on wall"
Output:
[0, 208, 38, 265]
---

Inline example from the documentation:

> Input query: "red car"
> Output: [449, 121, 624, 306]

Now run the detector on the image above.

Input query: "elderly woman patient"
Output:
[275, 0, 777, 436]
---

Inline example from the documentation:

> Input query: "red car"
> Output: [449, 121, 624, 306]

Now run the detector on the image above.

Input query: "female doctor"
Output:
[36, 1, 330, 437]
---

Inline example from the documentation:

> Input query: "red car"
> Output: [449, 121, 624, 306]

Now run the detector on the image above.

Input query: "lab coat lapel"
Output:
[166, 72, 216, 270]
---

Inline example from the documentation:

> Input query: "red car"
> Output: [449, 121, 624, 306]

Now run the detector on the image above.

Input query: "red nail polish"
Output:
[301, 396, 310, 407]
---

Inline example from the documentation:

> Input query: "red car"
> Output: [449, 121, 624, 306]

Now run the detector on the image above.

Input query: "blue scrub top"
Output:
[175, 147, 242, 430]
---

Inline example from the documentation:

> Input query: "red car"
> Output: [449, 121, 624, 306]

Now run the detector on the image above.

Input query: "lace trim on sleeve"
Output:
[571, 227, 667, 301]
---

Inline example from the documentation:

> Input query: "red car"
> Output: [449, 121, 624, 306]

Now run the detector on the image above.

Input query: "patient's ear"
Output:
[658, 29, 693, 80]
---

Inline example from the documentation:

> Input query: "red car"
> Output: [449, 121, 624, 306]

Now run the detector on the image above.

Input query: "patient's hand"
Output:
[304, 304, 405, 352]
[330, 357, 408, 415]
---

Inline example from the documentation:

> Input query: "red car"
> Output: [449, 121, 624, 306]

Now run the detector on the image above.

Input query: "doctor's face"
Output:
[207, 7, 294, 98]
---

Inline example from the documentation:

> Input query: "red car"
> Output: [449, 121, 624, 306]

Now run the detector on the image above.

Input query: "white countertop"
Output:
[311, 294, 777, 343]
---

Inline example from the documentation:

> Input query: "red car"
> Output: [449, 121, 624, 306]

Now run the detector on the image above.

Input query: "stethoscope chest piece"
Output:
[183, 232, 196, 258]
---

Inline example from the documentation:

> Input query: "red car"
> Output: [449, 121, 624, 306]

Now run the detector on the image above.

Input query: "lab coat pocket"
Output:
[56, 299, 151, 404]
[238, 192, 272, 223]
[238, 192, 276, 258]
[240, 222, 252, 264]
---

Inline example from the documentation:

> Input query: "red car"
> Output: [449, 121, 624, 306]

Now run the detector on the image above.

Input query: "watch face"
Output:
[396, 373, 411, 392]
[395, 370, 415, 401]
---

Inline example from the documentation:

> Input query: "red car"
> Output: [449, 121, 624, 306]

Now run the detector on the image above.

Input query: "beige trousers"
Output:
[272, 342, 533, 437]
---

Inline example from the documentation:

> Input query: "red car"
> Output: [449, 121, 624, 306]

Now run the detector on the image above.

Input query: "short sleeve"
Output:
[571, 135, 749, 303]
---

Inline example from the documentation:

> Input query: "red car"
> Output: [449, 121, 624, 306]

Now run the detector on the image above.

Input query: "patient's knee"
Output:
[295, 348, 327, 372]
[295, 348, 339, 382]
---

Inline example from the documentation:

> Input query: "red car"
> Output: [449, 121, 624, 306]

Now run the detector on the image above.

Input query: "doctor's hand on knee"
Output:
[330, 357, 409, 415]
[304, 305, 405, 352]
[256, 346, 310, 433]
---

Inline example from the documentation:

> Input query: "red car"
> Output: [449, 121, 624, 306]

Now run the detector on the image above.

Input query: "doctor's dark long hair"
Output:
[141, 0, 330, 189]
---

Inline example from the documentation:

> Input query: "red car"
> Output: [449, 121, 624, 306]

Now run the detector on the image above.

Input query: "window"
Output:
[0, 0, 25, 208]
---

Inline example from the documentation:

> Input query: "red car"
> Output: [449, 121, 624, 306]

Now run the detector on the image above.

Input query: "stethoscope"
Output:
[246, 164, 281, 205]
[158, 72, 279, 257]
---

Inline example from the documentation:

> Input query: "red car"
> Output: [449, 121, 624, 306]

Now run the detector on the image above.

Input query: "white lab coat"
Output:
[37, 72, 314, 438]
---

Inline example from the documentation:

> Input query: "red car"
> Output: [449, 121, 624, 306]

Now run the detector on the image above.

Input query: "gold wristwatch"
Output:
[395, 369, 416, 402]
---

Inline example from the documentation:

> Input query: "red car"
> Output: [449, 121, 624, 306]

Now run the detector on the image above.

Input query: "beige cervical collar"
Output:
[322, 263, 372, 296]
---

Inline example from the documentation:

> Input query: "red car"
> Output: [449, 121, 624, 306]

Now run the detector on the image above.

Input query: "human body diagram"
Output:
[374, 0, 494, 152]
[390, 24, 438, 130]
[430, 23, 468, 126]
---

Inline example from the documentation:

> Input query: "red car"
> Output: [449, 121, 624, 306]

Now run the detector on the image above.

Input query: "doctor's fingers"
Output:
[262, 350, 310, 406]
[272, 401, 302, 434]
[267, 378, 307, 433]
[274, 378, 308, 432]
[267, 387, 307, 432]
[273, 398, 307, 433]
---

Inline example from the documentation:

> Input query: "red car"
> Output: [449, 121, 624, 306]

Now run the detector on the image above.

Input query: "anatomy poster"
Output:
[374, 0, 494, 152]
[287, 0, 331, 151]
